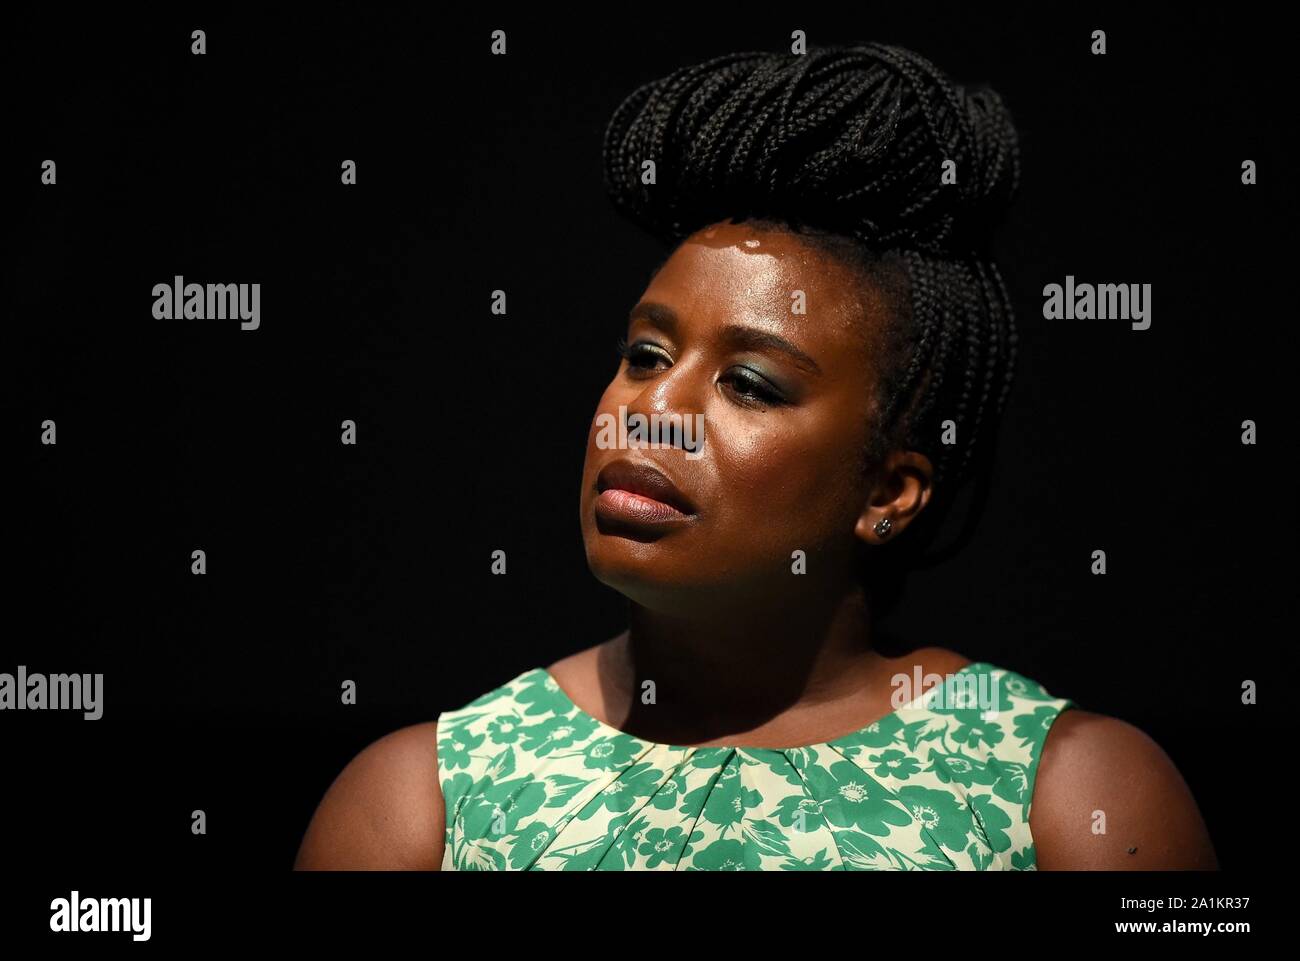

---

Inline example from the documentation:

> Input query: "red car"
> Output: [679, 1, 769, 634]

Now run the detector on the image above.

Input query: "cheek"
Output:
[707, 406, 868, 543]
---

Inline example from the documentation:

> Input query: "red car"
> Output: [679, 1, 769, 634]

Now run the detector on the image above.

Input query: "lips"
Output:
[596, 459, 696, 516]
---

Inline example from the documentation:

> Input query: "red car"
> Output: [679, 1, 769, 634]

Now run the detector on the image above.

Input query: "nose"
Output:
[621, 358, 706, 456]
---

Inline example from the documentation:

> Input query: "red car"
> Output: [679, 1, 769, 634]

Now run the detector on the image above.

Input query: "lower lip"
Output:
[594, 488, 691, 525]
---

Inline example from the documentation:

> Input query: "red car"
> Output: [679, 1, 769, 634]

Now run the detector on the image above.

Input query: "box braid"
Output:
[602, 42, 1021, 572]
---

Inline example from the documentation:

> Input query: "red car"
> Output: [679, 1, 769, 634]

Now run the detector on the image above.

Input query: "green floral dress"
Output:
[436, 660, 1074, 871]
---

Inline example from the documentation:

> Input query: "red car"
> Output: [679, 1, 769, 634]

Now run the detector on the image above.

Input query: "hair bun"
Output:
[603, 42, 1022, 253]
[950, 82, 1022, 244]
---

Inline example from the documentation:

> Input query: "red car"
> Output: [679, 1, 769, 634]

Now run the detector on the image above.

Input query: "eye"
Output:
[615, 337, 787, 408]
[616, 336, 671, 374]
[721, 367, 785, 408]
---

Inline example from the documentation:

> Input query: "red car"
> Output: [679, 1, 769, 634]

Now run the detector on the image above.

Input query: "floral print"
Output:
[437, 661, 1074, 870]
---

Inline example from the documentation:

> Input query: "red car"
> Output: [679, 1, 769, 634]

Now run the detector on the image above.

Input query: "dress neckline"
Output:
[534, 661, 988, 753]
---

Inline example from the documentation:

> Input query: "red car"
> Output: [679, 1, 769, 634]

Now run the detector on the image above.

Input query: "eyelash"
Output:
[615, 336, 786, 408]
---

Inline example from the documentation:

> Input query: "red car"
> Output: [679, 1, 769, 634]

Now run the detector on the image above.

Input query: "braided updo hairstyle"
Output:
[602, 42, 1023, 607]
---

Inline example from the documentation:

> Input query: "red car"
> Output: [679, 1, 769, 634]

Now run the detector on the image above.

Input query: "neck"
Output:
[604, 585, 890, 743]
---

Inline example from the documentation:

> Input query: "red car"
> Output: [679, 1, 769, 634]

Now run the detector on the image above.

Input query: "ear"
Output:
[853, 450, 934, 545]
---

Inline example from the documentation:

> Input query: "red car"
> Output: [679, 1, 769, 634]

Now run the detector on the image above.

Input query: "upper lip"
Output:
[596, 459, 697, 515]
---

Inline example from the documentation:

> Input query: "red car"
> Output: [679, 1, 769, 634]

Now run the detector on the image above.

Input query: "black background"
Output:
[5, 5, 1292, 887]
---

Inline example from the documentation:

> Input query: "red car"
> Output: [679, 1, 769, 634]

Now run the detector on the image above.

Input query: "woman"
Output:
[295, 42, 1217, 871]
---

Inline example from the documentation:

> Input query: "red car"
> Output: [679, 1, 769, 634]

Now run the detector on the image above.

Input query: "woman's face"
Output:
[579, 219, 906, 614]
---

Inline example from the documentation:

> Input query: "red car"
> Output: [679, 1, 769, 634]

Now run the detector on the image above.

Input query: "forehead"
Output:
[641, 221, 884, 350]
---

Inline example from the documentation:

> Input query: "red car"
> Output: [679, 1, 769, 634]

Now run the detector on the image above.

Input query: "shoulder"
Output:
[543, 633, 626, 708]
[889, 645, 973, 678]
[546, 633, 625, 677]
[294, 721, 444, 871]
[915, 646, 973, 673]
[1030, 708, 1217, 869]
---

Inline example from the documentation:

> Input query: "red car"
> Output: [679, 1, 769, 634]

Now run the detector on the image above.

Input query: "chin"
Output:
[583, 533, 698, 611]
[583, 534, 770, 618]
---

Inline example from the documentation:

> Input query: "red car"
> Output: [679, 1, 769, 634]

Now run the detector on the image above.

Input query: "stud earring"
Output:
[874, 517, 892, 538]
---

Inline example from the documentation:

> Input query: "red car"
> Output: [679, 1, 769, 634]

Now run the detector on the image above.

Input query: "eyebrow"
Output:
[627, 301, 822, 375]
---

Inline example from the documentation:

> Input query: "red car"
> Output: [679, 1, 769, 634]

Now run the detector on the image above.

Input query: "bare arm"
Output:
[1030, 708, 1217, 870]
[294, 721, 445, 870]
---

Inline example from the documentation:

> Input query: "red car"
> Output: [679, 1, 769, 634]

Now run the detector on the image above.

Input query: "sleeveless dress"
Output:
[436, 660, 1075, 871]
